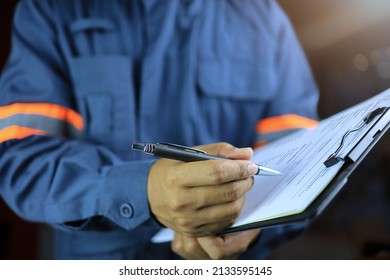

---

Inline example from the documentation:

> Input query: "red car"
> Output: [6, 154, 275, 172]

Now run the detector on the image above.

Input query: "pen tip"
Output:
[257, 165, 282, 176]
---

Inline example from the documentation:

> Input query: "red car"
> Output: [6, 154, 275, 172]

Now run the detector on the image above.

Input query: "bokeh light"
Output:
[354, 54, 369, 71]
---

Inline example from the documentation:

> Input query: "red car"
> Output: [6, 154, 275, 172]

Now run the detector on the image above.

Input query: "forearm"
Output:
[0, 135, 155, 231]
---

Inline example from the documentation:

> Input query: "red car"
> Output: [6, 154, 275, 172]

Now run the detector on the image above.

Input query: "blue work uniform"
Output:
[0, 0, 319, 259]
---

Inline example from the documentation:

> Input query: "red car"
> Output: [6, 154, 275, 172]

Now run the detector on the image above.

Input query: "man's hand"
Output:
[147, 142, 257, 237]
[171, 229, 261, 260]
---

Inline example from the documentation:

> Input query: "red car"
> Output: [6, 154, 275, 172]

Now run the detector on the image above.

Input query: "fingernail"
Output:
[247, 164, 258, 175]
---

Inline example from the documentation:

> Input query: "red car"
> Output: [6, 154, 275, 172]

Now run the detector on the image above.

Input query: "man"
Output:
[0, 0, 318, 259]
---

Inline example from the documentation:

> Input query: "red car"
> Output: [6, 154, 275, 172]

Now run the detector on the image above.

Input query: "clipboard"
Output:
[151, 91, 390, 243]
[221, 103, 390, 235]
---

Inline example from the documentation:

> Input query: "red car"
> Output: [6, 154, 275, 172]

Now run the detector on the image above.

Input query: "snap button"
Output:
[120, 203, 133, 218]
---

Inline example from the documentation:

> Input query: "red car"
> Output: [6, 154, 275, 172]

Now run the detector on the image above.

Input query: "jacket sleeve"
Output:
[0, 0, 155, 232]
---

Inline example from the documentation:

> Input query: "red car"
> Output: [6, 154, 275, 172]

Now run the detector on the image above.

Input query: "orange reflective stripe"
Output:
[0, 103, 84, 131]
[257, 114, 318, 134]
[0, 125, 46, 142]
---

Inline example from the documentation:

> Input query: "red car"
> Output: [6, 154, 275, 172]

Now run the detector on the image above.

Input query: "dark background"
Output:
[0, 0, 40, 259]
[1, 0, 389, 259]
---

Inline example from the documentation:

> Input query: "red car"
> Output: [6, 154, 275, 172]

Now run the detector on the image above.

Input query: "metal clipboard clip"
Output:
[324, 106, 390, 168]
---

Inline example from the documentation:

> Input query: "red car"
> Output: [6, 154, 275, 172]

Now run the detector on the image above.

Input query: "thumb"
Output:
[197, 235, 226, 260]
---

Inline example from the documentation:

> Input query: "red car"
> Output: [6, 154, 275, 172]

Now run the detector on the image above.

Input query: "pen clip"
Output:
[157, 142, 207, 154]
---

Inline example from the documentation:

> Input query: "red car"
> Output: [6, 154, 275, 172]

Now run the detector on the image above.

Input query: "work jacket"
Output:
[0, 0, 318, 259]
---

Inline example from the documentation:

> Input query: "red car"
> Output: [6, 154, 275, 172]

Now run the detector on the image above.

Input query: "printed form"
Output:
[234, 89, 390, 227]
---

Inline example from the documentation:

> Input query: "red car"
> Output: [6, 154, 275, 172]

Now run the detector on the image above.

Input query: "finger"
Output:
[189, 220, 235, 237]
[225, 147, 253, 160]
[176, 196, 246, 236]
[225, 229, 261, 244]
[196, 193, 246, 222]
[158, 210, 234, 237]
[185, 177, 253, 208]
[154, 176, 252, 214]
[168, 159, 258, 187]
[196, 142, 253, 160]
[197, 235, 228, 260]
[184, 193, 254, 236]
[171, 234, 211, 260]
[158, 211, 235, 237]
[151, 177, 252, 234]
[218, 229, 262, 258]
[198, 229, 261, 260]
[198, 236, 240, 260]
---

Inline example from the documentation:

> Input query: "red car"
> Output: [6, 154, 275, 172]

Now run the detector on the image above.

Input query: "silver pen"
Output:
[132, 142, 282, 176]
